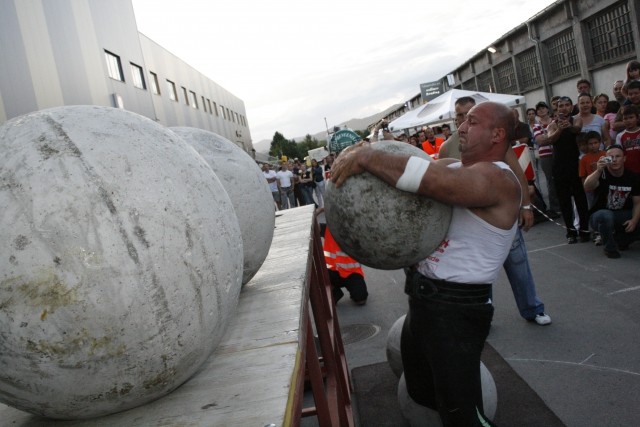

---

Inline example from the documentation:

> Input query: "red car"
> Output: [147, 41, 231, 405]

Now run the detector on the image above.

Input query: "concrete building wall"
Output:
[389, 0, 638, 124]
[0, 0, 252, 152]
[523, 88, 547, 111]
[138, 35, 251, 151]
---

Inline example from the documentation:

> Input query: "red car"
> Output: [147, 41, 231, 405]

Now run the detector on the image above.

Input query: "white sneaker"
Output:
[534, 313, 552, 325]
[594, 235, 602, 246]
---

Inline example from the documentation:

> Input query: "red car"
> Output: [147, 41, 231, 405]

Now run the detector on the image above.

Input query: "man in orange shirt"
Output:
[421, 127, 445, 159]
[323, 225, 368, 305]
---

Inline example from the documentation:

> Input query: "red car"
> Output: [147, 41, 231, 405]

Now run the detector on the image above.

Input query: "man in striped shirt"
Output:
[532, 101, 560, 216]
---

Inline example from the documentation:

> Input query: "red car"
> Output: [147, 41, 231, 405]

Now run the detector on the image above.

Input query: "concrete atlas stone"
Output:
[397, 374, 443, 427]
[0, 106, 243, 419]
[397, 366, 497, 425]
[386, 314, 405, 378]
[325, 141, 452, 270]
[170, 127, 274, 285]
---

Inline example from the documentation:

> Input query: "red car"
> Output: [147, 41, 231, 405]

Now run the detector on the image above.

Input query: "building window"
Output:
[220, 105, 226, 119]
[189, 91, 198, 109]
[234, 112, 239, 123]
[461, 79, 477, 91]
[105, 50, 124, 82]
[150, 72, 160, 95]
[181, 87, 189, 105]
[130, 63, 146, 89]
[226, 108, 231, 121]
[166, 79, 177, 101]
[201, 96, 207, 112]
[213, 101, 219, 116]
[476, 71, 493, 93]
[544, 31, 579, 81]
[587, 2, 635, 64]
[516, 48, 541, 90]
[494, 60, 517, 94]
[207, 99, 213, 115]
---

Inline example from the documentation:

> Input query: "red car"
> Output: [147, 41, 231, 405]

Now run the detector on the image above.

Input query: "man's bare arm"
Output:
[583, 167, 602, 192]
[504, 148, 534, 231]
[332, 147, 518, 212]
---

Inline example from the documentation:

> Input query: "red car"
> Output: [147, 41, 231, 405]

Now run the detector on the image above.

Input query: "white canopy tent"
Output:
[389, 89, 525, 132]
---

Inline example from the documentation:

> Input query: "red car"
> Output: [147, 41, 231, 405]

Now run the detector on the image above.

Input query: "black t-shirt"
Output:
[552, 118, 580, 176]
[313, 165, 324, 182]
[591, 169, 640, 214]
[514, 121, 533, 147]
[303, 170, 314, 187]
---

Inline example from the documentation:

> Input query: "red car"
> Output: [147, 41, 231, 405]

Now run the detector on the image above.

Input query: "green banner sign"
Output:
[329, 129, 361, 153]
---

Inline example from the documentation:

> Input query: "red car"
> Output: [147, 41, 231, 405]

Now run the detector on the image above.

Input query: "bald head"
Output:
[458, 102, 515, 164]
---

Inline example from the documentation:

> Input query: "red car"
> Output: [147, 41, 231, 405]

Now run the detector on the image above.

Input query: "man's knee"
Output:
[591, 209, 614, 227]
[344, 273, 368, 301]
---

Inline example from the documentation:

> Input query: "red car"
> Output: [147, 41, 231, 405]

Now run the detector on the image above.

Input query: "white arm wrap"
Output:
[395, 156, 430, 193]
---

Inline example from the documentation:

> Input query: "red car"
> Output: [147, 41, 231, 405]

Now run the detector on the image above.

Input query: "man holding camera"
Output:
[584, 144, 640, 258]
[546, 96, 591, 243]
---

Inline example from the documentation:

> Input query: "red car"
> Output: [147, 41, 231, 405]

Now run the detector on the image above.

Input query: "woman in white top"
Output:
[574, 92, 611, 147]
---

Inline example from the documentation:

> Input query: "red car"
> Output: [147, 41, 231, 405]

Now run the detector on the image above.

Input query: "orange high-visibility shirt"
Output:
[323, 228, 364, 279]
[422, 138, 445, 159]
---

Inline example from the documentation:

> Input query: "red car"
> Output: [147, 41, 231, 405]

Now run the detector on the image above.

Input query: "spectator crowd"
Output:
[261, 153, 335, 211]
[386, 61, 640, 259]
[263, 60, 640, 259]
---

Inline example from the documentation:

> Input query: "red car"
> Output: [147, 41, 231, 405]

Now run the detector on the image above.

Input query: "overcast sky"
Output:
[131, 0, 557, 144]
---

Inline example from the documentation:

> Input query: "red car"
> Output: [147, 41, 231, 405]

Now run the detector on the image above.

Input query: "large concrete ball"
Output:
[325, 141, 452, 270]
[386, 314, 406, 378]
[0, 106, 243, 419]
[170, 127, 274, 285]
[396, 366, 497, 425]
[397, 374, 443, 427]
[480, 362, 498, 420]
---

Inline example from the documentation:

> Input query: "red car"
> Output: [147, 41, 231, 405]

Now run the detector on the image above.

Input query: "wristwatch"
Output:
[520, 205, 532, 210]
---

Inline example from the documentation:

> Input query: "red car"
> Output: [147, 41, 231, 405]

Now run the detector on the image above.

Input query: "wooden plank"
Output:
[0, 206, 316, 426]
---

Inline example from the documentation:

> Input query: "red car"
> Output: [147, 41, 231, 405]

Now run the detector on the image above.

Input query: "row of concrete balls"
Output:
[0, 106, 274, 419]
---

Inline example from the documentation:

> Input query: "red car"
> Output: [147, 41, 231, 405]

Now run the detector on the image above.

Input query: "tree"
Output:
[297, 134, 325, 159]
[269, 132, 326, 161]
[269, 131, 297, 160]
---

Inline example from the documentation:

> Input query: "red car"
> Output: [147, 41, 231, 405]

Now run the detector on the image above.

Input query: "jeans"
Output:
[280, 186, 295, 209]
[554, 172, 589, 238]
[314, 180, 325, 208]
[300, 185, 314, 206]
[590, 209, 639, 252]
[539, 156, 560, 212]
[503, 228, 545, 320]
[401, 293, 496, 426]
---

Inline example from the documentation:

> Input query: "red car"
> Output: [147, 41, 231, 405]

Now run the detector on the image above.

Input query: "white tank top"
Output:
[416, 161, 518, 284]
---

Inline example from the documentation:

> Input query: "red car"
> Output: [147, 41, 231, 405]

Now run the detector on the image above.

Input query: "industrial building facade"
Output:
[0, 0, 254, 153]
[382, 0, 640, 127]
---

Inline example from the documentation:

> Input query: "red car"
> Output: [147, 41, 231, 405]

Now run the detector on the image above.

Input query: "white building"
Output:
[0, 0, 253, 153]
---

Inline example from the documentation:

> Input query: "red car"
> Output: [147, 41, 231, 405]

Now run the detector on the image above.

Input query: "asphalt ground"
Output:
[315, 216, 640, 427]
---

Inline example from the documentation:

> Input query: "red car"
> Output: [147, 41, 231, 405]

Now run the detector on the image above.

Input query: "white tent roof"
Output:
[389, 89, 525, 132]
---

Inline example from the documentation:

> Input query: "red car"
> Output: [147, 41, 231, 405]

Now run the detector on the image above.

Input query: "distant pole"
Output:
[324, 117, 330, 136]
